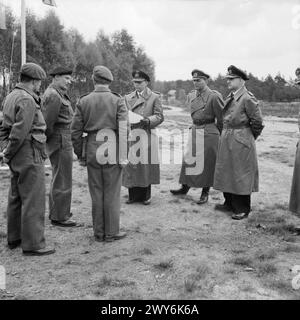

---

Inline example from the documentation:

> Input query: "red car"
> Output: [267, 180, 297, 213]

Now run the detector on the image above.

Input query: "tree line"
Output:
[0, 7, 154, 107]
[1, 7, 299, 109]
[154, 73, 300, 105]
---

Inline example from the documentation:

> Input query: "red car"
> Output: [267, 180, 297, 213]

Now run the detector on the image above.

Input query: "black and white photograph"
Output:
[0, 0, 300, 303]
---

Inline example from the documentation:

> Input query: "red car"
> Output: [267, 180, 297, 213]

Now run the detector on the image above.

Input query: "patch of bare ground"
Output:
[0, 111, 300, 299]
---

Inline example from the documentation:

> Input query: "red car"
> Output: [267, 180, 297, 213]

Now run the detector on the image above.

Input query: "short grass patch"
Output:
[153, 259, 174, 271]
[256, 262, 277, 277]
[254, 249, 277, 261]
[230, 256, 254, 268]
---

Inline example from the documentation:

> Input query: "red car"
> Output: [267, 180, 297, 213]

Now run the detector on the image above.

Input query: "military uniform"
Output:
[42, 67, 74, 224]
[71, 66, 128, 241]
[289, 72, 300, 216]
[214, 65, 264, 219]
[122, 70, 164, 203]
[171, 69, 224, 203]
[1, 63, 53, 253]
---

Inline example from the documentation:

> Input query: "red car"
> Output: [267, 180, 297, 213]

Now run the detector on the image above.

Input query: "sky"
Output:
[5, 0, 300, 81]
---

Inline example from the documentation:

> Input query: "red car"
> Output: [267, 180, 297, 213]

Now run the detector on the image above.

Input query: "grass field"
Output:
[168, 100, 300, 119]
[0, 105, 300, 300]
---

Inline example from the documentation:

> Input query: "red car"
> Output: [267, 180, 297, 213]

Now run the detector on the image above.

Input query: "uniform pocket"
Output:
[31, 134, 47, 163]
[234, 130, 251, 149]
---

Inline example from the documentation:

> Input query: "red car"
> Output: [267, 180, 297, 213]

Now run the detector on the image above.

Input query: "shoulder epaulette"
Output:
[111, 91, 122, 98]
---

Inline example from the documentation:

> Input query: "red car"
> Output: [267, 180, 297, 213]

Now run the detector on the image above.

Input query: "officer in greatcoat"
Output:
[289, 67, 300, 216]
[42, 66, 78, 227]
[122, 70, 164, 205]
[0, 63, 55, 255]
[170, 69, 224, 204]
[71, 66, 128, 242]
[213, 65, 264, 220]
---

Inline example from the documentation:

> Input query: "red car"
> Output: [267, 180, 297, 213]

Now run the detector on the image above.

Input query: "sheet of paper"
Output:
[128, 110, 143, 124]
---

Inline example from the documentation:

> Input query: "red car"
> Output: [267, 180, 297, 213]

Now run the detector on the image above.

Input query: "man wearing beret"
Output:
[170, 69, 224, 204]
[214, 65, 264, 220]
[0, 63, 55, 255]
[71, 65, 128, 242]
[122, 70, 164, 205]
[42, 66, 78, 227]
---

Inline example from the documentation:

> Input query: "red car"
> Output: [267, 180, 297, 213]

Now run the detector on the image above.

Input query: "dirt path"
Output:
[0, 106, 300, 300]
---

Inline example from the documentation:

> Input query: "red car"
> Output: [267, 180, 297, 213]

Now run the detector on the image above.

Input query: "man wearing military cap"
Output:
[213, 65, 264, 220]
[71, 65, 129, 242]
[170, 69, 224, 204]
[42, 66, 78, 227]
[122, 69, 164, 205]
[0, 62, 55, 255]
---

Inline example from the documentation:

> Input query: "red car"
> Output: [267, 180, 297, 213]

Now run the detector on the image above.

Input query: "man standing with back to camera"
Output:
[42, 66, 78, 227]
[0, 63, 55, 256]
[71, 65, 128, 242]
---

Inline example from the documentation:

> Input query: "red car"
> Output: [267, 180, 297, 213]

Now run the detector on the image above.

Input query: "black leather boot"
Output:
[197, 187, 209, 205]
[170, 184, 190, 195]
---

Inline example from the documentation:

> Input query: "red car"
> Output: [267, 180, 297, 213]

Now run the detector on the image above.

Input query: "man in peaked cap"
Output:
[71, 65, 129, 242]
[213, 65, 264, 220]
[122, 69, 164, 205]
[170, 69, 224, 204]
[0, 63, 55, 255]
[42, 66, 79, 227]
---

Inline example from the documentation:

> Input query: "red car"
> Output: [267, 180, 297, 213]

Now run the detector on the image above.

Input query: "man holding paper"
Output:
[123, 70, 164, 205]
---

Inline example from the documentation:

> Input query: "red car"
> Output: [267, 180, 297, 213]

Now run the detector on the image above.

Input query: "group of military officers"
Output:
[0, 61, 265, 256]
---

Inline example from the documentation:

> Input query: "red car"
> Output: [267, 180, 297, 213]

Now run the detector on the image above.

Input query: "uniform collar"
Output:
[94, 85, 111, 93]
[50, 83, 70, 100]
[197, 86, 210, 99]
[233, 85, 246, 101]
[15, 83, 40, 103]
[135, 87, 151, 100]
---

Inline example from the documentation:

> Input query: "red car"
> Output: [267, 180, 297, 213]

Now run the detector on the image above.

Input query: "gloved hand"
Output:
[139, 118, 150, 130]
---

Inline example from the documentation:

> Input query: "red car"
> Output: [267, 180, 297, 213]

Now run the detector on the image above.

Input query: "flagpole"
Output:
[21, 0, 26, 65]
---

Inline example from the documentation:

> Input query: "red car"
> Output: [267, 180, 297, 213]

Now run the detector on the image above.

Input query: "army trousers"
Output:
[7, 140, 46, 251]
[86, 137, 122, 238]
[47, 128, 73, 222]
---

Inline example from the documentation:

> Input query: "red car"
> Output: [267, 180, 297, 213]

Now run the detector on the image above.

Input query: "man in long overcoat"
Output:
[170, 69, 224, 204]
[122, 70, 164, 205]
[289, 67, 300, 216]
[71, 66, 128, 242]
[214, 65, 264, 220]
